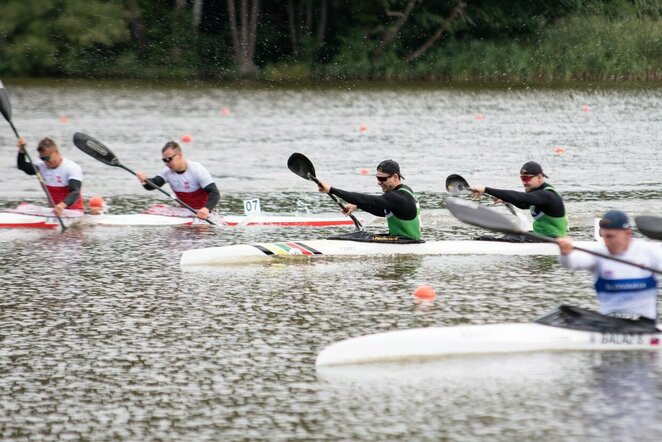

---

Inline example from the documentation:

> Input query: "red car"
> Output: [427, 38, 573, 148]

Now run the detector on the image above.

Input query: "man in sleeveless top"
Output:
[470, 161, 568, 238]
[316, 159, 421, 240]
[136, 141, 220, 220]
[16, 136, 84, 216]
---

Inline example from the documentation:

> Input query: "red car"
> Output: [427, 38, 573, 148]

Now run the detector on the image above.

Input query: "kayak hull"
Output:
[315, 323, 662, 366]
[179, 239, 598, 266]
[0, 211, 355, 229]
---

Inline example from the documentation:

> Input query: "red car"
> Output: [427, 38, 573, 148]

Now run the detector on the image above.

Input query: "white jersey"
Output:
[157, 160, 214, 193]
[559, 239, 662, 320]
[35, 158, 83, 188]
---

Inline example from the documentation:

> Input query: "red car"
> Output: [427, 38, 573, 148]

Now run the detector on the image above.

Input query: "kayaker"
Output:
[16, 136, 84, 216]
[136, 141, 220, 220]
[470, 161, 568, 238]
[316, 159, 421, 240]
[557, 210, 662, 323]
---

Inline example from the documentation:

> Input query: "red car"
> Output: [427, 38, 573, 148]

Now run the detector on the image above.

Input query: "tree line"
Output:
[1, 0, 660, 82]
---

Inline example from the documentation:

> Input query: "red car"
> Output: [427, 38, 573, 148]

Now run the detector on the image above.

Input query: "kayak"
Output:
[0, 206, 85, 228]
[315, 306, 662, 367]
[180, 237, 598, 266]
[0, 204, 356, 229]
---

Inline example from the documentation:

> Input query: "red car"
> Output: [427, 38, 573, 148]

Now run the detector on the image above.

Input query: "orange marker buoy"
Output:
[220, 107, 231, 116]
[554, 146, 566, 155]
[359, 168, 369, 175]
[88, 196, 106, 215]
[582, 105, 590, 112]
[474, 113, 485, 121]
[359, 124, 368, 132]
[181, 134, 192, 143]
[413, 284, 437, 301]
[89, 196, 105, 207]
[58, 115, 69, 124]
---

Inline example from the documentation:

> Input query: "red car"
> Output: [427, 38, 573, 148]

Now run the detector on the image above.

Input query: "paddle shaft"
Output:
[522, 231, 662, 275]
[308, 173, 363, 231]
[4, 111, 67, 231]
[118, 164, 216, 225]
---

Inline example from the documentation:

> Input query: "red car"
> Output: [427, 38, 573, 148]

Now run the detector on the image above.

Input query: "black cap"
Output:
[599, 210, 631, 230]
[520, 161, 548, 178]
[377, 159, 403, 179]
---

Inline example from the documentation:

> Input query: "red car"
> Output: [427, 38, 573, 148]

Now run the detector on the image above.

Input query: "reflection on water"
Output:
[316, 352, 662, 440]
[1, 84, 661, 439]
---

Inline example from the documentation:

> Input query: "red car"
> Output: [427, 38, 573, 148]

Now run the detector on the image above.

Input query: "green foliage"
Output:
[0, 0, 130, 76]
[262, 62, 312, 81]
[0, 0, 660, 82]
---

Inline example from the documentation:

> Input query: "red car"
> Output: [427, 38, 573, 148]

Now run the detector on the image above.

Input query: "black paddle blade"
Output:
[0, 79, 13, 123]
[446, 197, 522, 235]
[288, 153, 316, 181]
[635, 216, 662, 240]
[445, 174, 471, 194]
[73, 132, 121, 167]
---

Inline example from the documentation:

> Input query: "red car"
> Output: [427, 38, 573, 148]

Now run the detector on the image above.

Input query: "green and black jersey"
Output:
[484, 182, 568, 237]
[329, 184, 421, 240]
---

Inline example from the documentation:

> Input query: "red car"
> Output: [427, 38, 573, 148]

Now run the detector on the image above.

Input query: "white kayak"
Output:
[86, 213, 357, 227]
[0, 204, 355, 229]
[180, 237, 598, 266]
[316, 309, 662, 367]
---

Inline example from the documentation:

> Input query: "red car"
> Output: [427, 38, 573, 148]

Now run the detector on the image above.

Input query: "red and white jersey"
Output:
[34, 158, 84, 210]
[158, 160, 215, 210]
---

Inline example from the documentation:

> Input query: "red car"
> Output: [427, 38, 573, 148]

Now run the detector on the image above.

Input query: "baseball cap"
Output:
[599, 210, 631, 230]
[377, 159, 403, 179]
[520, 161, 548, 178]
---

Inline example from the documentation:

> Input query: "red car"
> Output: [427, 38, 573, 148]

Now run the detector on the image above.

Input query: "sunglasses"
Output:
[162, 153, 179, 163]
[520, 174, 536, 182]
[376, 175, 392, 182]
[40, 155, 51, 162]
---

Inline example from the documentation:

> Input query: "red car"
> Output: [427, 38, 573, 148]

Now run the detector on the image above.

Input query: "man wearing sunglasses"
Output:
[317, 159, 421, 240]
[136, 141, 219, 220]
[555, 210, 661, 326]
[16, 136, 84, 216]
[470, 161, 567, 238]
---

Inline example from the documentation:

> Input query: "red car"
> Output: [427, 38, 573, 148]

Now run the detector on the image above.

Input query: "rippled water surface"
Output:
[1, 82, 661, 440]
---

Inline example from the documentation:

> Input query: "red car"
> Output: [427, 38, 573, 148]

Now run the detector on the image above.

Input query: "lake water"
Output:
[1, 81, 661, 440]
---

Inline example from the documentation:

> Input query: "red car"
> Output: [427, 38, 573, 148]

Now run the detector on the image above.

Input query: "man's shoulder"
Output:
[631, 238, 662, 254]
[187, 160, 212, 173]
[61, 158, 83, 172]
[393, 184, 415, 194]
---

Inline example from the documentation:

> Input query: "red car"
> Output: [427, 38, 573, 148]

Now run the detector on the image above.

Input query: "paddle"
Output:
[0, 79, 67, 231]
[72, 132, 215, 225]
[445, 174, 530, 227]
[446, 197, 662, 275]
[635, 216, 662, 241]
[287, 153, 364, 231]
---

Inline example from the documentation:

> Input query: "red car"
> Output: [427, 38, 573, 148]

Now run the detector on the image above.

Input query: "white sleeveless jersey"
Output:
[157, 160, 214, 193]
[35, 158, 83, 187]
[559, 239, 662, 320]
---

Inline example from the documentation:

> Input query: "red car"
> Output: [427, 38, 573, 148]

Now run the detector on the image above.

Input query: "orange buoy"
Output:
[474, 113, 485, 121]
[359, 168, 369, 175]
[359, 123, 368, 132]
[582, 105, 590, 112]
[58, 115, 69, 124]
[220, 107, 231, 116]
[88, 196, 106, 215]
[89, 196, 105, 207]
[413, 284, 437, 301]
[181, 134, 192, 143]
[554, 146, 566, 155]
